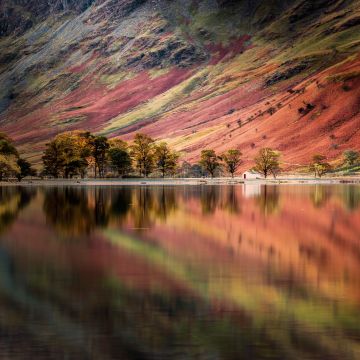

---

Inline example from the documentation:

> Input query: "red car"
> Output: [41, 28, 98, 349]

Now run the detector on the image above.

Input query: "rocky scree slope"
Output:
[0, 0, 359, 170]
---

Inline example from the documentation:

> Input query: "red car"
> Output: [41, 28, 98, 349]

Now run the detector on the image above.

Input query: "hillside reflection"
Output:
[0, 184, 359, 359]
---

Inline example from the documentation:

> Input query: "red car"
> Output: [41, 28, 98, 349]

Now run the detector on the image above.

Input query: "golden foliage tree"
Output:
[154, 142, 179, 178]
[130, 133, 156, 177]
[221, 149, 242, 178]
[253, 148, 281, 179]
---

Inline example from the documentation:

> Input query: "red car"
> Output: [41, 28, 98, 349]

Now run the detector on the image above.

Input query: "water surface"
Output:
[0, 184, 359, 359]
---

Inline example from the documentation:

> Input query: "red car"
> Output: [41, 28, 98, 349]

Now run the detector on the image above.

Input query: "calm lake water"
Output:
[0, 184, 359, 359]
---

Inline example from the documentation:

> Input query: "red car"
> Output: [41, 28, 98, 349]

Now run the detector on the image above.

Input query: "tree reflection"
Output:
[255, 185, 280, 215]
[43, 187, 121, 236]
[42, 187, 179, 235]
[200, 186, 220, 215]
[341, 186, 360, 210]
[0, 187, 36, 234]
[130, 186, 178, 230]
[130, 187, 154, 229]
[110, 188, 132, 217]
[310, 185, 332, 208]
[223, 186, 241, 214]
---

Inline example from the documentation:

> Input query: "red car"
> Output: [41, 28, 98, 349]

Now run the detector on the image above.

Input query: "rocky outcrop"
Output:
[265, 62, 309, 86]
[125, 38, 208, 69]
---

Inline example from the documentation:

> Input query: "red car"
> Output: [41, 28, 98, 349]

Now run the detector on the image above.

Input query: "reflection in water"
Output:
[255, 185, 280, 215]
[43, 187, 111, 235]
[343, 185, 360, 210]
[200, 186, 220, 214]
[0, 187, 36, 234]
[42, 186, 179, 235]
[0, 184, 359, 359]
[310, 185, 332, 208]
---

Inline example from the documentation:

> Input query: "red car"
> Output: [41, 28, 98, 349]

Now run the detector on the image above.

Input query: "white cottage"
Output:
[242, 170, 263, 180]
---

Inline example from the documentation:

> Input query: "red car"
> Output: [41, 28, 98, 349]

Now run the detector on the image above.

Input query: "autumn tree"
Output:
[107, 138, 132, 177]
[309, 154, 331, 178]
[16, 158, 36, 182]
[130, 133, 155, 177]
[57, 132, 91, 178]
[154, 142, 179, 178]
[109, 138, 128, 150]
[253, 148, 281, 179]
[42, 140, 66, 178]
[42, 131, 92, 178]
[200, 149, 221, 178]
[90, 136, 110, 178]
[0, 133, 18, 157]
[221, 149, 242, 178]
[343, 150, 359, 167]
[0, 133, 20, 180]
[0, 155, 19, 181]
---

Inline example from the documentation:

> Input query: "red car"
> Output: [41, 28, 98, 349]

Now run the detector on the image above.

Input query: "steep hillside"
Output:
[0, 0, 359, 169]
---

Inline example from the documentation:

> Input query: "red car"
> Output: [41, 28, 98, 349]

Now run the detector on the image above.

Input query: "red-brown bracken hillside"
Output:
[0, 0, 359, 169]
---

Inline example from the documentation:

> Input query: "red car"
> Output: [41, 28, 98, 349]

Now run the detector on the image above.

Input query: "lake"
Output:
[0, 184, 359, 359]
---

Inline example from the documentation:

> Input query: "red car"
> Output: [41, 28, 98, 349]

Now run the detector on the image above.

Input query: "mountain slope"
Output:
[0, 0, 359, 169]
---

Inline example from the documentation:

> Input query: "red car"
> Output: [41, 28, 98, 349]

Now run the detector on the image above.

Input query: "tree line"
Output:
[41, 131, 179, 179]
[0, 131, 359, 181]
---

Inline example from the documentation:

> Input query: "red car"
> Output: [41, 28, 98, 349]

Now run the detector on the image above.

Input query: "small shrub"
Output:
[298, 102, 315, 116]
[267, 107, 276, 115]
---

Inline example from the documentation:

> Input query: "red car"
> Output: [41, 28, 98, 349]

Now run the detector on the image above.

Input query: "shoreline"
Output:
[1, 177, 360, 186]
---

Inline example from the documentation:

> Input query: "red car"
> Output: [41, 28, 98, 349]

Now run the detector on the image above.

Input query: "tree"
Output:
[90, 136, 109, 178]
[0, 138, 18, 157]
[343, 150, 359, 167]
[42, 131, 92, 178]
[199, 150, 221, 178]
[42, 140, 65, 178]
[130, 133, 155, 177]
[16, 158, 36, 181]
[0, 154, 19, 181]
[108, 148, 132, 177]
[253, 148, 281, 179]
[309, 154, 331, 178]
[109, 138, 128, 150]
[221, 149, 242, 178]
[56, 132, 87, 178]
[154, 142, 179, 178]
[0, 133, 20, 181]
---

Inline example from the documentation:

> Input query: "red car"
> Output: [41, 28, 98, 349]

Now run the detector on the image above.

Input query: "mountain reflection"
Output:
[0, 184, 359, 359]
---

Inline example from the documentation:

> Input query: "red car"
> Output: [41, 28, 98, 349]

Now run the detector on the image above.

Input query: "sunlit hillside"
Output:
[0, 0, 359, 169]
